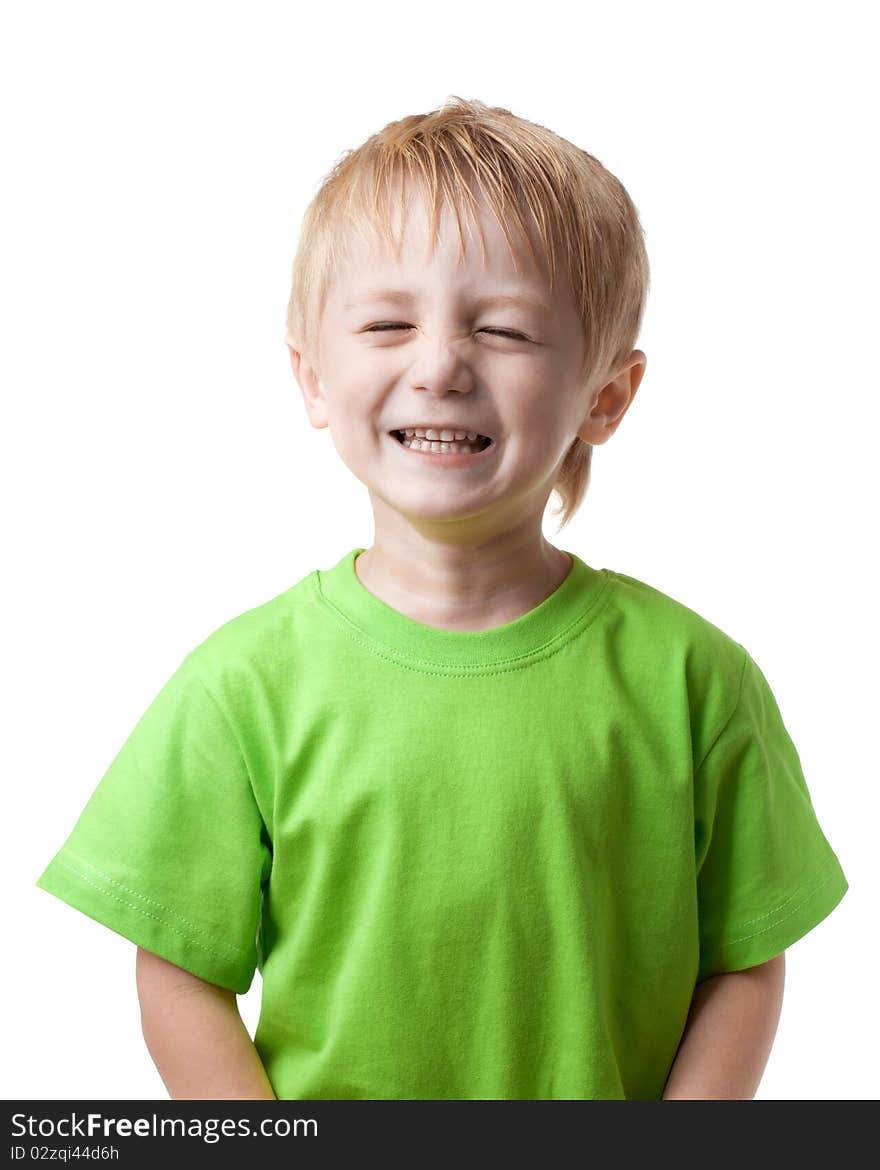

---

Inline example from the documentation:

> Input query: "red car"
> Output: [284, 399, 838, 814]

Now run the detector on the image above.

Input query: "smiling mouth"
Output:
[390, 429, 493, 453]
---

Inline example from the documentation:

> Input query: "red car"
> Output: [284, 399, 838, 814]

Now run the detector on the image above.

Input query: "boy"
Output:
[36, 96, 848, 1100]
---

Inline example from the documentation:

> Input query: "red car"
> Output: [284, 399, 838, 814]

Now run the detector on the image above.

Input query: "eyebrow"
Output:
[343, 289, 551, 315]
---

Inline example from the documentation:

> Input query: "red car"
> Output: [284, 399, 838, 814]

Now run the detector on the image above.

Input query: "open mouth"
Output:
[390, 429, 493, 454]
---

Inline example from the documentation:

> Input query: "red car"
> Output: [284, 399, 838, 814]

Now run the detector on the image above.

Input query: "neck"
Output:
[354, 529, 573, 633]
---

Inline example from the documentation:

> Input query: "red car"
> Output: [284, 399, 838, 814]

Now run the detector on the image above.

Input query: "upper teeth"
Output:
[400, 428, 484, 441]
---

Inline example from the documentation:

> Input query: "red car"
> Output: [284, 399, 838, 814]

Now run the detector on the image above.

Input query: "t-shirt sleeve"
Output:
[35, 650, 272, 994]
[694, 648, 849, 982]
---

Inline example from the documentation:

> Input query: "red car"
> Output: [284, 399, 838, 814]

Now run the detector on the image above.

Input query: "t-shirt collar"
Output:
[314, 547, 611, 670]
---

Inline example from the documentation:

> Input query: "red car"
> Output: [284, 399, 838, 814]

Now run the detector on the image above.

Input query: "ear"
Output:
[286, 336, 330, 430]
[576, 350, 647, 446]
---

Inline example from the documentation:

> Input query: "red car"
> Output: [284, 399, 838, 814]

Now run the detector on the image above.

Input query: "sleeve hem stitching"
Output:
[52, 851, 249, 966]
[706, 862, 843, 950]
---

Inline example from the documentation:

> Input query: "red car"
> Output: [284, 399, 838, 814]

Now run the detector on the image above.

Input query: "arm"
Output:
[136, 946, 276, 1100]
[662, 952, 785, 1100]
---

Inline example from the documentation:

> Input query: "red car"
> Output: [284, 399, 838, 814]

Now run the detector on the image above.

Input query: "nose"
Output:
[407, 341, 477, 397]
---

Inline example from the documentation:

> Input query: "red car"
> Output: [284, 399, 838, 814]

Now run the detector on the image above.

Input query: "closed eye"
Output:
[364, 323, 529, 341]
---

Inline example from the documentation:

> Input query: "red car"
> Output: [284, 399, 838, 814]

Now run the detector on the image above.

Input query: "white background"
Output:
[3, 0, 877, 1101]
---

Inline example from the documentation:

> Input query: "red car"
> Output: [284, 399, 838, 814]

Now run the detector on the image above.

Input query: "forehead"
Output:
[341, 287, 554, 318]
[329, 182, 554, 305]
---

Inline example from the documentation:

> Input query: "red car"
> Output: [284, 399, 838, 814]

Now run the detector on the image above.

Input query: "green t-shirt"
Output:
[36, 548, 849, 1100]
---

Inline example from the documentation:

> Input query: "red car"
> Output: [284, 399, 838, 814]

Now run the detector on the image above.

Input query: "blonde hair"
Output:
[285, 96, 650, 530]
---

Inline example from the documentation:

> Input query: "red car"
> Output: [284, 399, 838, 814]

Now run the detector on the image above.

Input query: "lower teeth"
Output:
[404, 439, 477, 454]
[398, 434, 487, 455]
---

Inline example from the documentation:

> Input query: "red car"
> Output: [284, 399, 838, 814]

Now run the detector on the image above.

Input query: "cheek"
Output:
[325, 411, 388, 465]
[325, 386, 375, 429]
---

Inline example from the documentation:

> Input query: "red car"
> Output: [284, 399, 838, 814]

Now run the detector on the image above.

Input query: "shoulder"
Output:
[601, 567, 751, 749]
[605, 568, 747, 670]
[179, 567, 323, 705]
